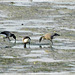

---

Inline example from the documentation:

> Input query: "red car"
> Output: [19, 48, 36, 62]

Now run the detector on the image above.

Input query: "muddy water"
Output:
[0, 1, 75, 74]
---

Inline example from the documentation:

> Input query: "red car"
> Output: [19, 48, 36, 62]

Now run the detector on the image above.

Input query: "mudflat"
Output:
[0, 1, 75, 74]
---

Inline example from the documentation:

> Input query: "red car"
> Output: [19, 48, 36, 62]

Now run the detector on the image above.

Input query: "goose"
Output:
[0, 31, 16, 42]
[22, 36, 31, 48]
[39, 33, 60, 46]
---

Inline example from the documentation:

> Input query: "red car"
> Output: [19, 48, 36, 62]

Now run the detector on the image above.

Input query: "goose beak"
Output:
[55, 33, 60, 36]
[57, 34, 60, 36]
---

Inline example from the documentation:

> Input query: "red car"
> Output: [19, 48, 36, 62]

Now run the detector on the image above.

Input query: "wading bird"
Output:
[0, 31, 16, 42]
[39, 33, 60, 47]
[22, 36, 31, 48]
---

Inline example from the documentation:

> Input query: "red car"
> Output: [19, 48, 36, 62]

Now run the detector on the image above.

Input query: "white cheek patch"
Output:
[23, 39, 29, 43]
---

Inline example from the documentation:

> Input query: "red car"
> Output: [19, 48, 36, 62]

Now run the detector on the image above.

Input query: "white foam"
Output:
[1, 56, 15, 58]
[27, 57, 63, 62]
[21, 54, 42, 57]
[53, 46, 75, 50]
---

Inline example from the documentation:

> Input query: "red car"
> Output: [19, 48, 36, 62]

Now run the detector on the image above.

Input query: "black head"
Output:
[11, 34, 16, 41]
[53, 33, 60, 36]
[24, 36, 31, 40]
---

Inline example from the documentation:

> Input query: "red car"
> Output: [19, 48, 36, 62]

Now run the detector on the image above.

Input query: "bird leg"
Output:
[7, 37, 11, 41]
[24, 43, 26, 48]
[3, 37, 6, 41]
[50, 40, 53, 45]
[50, 40, 53, 47]
[28, 42, 30, 48]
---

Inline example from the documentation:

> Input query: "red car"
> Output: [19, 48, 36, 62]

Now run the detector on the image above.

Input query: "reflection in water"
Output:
[5, 41, 16, 48]
[12, 41, 51, 49]
[44, 46, 57, 60]
[39, 42, 53, 49]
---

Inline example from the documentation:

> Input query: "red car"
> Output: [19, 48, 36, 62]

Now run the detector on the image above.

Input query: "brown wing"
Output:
[44, 33, 52, 40]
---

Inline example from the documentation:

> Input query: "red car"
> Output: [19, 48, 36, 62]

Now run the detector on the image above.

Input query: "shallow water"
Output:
[0, 1, 75, 74]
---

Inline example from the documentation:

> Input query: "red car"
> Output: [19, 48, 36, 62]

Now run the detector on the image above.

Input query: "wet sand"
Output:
[0, 1, 75, 74]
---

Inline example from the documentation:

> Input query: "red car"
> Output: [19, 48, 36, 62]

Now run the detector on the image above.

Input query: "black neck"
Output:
[51, 33, 59, 39]
[11, 34, 16, 41]
[51, 35, 54, 39]
[24, 43, 26, 48]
